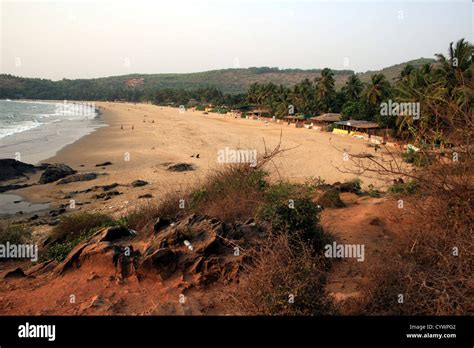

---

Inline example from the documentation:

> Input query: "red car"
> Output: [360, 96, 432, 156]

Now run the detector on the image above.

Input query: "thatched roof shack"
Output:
[310, 113, 342, 124]
[247, 109, 271, 118]
[334, 120, 380, 136]
[283, 115, 305, 124]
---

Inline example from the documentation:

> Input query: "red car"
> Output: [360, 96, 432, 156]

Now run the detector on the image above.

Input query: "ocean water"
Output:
[0, 100, 96, 139]
[0, 100, 104, 164]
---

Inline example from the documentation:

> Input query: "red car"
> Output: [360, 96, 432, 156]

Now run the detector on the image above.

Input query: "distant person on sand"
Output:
[132, 125, 134, 131]
[121, 124, 123, 130]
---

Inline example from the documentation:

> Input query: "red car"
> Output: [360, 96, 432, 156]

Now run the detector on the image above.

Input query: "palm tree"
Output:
[342, 74, 363, 101]
[291, 79, 316, 115]
[365, 73, 391, 107]
[315, 68, 335, 112]
[395, 64, 415, 83]
[434, 38, 473, 105]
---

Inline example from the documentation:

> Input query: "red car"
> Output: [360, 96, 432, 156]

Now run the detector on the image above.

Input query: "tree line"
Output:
[1, 39, 471, 143]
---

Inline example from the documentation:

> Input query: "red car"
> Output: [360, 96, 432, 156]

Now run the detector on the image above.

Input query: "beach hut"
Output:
[247, 109, 271, 119]
[309, 113, 342, 131]
[283, 115, 305, 126]
[333, 120, 380, 138]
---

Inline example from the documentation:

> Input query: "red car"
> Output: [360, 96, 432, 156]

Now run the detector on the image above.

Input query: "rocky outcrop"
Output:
[0, 183, 31, 193]
[57, 173, 99, 184]
[54, 226, 137, 275]
[139, 214, 267, 285]
[0, 159, 36, 181]
[39, 164, 76, 184]
[49, 215, 268, 288]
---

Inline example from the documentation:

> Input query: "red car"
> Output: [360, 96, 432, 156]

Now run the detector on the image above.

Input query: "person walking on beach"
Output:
[132, 125, 134, 131]
[121, 124, 123, 130]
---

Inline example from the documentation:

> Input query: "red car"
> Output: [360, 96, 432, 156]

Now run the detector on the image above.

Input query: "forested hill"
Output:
[0, 59, 434, 100]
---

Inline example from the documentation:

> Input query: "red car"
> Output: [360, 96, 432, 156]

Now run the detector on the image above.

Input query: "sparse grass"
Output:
[50, 212, 115, 243]
[128, 164, 268, 225]
[42, 212, 116, 262]
[0, 223, 32, 245]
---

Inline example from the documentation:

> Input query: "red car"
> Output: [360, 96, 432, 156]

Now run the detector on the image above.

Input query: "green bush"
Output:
[259, 182, 324, 242]
[45, 237, 81, 262]
[403, 148, 431, 166]
[388, 180, 419, 195]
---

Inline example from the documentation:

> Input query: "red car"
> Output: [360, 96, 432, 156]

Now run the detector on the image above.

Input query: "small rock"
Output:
[49, 208, 66, 217]
[95, 161, 112, 167]
[167, 163, 194, 172]
[29, 214, 39, 221]
[131, 179, 148, 187]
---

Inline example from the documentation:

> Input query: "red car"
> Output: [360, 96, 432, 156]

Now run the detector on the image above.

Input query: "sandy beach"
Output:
[9, 102, 388, 217]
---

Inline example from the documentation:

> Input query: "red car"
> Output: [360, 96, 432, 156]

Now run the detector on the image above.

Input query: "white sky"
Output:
[1, 0, 472, 80]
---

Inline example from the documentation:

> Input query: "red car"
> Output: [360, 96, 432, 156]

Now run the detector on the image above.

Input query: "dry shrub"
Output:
[0, 222, 31, 245]
[359, 173, 473, 315]
[126, 163, 267, 231]
[221, 232, 334, 315]
[187, 163, 267, 222]
[50, 212, 114, 243]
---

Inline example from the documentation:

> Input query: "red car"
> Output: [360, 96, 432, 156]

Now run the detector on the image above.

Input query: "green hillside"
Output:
[358, 58, 436, 83]
[0, 58, 436, 100]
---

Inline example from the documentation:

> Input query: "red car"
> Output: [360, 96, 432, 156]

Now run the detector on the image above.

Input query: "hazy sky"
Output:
[1, 0, 472, 80]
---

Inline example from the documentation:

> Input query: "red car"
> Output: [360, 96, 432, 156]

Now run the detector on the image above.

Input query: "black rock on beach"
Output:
[0, 159, 36, 181]
[39, 164, 77, 184]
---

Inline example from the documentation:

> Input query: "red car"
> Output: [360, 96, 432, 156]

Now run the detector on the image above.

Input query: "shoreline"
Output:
[0, 100, 105, 165]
